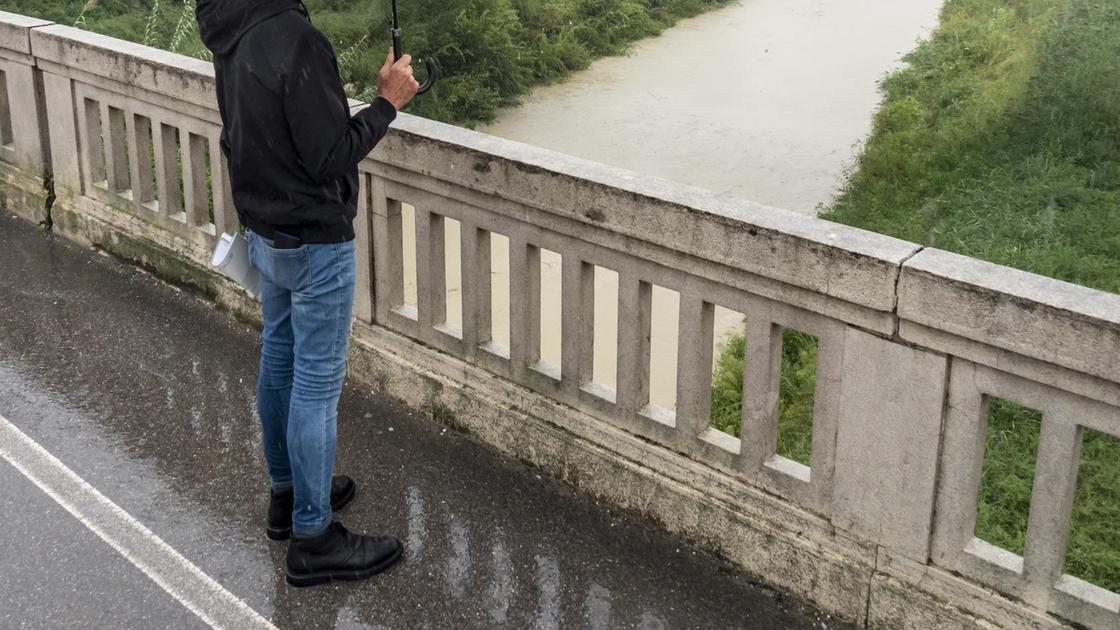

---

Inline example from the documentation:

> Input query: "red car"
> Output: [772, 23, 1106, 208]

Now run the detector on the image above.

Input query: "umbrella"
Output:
[391, 0, 437, 94]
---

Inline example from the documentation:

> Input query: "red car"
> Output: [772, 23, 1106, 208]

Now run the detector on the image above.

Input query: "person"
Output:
[195, 0, 419, 587]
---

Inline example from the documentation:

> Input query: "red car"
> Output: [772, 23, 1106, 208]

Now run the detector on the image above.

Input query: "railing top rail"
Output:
[371, 112, 922, 313]
[0, 11, 51, 55]
[29, 24, 215, 111]
[901, 248, 1120, 383]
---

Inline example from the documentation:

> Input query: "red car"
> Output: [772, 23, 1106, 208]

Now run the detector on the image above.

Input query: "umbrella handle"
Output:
[391, 28, 437, 95]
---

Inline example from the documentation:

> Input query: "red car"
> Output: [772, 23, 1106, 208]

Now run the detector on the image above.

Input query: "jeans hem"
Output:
[270, 480, 294, 494]
[292, 515, 332, 540]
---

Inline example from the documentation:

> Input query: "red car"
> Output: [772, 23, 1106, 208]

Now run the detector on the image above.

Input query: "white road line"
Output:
[0, 413, 276, 630]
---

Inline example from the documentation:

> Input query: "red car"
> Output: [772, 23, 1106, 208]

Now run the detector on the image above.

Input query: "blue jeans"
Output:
[247, 230, 355, 538]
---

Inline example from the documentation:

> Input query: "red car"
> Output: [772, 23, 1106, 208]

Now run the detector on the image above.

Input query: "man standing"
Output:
[196, 0, 419, 587]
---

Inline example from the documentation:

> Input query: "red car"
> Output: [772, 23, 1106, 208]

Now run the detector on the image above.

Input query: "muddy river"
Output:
[408, 0, 943, 409]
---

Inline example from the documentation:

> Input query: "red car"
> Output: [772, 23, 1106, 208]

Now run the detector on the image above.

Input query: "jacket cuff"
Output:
[371, 96, 399, 122]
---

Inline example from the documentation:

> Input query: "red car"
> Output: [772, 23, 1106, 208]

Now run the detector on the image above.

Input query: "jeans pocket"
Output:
[252, 234, 310, 291]
[278, 248, 312, 290]
[260, 236, 308, 255]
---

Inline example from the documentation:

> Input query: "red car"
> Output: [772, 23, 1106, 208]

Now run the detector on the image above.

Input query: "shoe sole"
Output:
[266, 483, 357, 542]
[284, 543, 403, 587]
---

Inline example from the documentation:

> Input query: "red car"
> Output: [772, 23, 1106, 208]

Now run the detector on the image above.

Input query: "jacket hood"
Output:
[196, 0, 306, 56]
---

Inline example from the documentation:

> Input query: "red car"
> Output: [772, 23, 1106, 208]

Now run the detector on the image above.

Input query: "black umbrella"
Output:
[391, 0, 437, 94]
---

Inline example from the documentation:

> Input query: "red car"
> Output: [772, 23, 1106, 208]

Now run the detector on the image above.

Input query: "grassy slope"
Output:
[825, 0, 1120, 293]
[5, 0, 734, 127]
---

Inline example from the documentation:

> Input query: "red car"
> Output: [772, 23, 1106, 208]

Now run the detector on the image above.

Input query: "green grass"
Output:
[976, 400, 1120, 592]
[708, 332, 745, 438]
[709, 328, 817, 467]
[1067, 429, 1120, 591]
[710, 0, 1120, 593]
[975, 399, 1042, 556]
[824, 0, 1120, 294]
[7, 0, 736, 127]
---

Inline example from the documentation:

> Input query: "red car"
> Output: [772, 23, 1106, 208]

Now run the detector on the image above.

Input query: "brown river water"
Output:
[406, 0, 944, 409]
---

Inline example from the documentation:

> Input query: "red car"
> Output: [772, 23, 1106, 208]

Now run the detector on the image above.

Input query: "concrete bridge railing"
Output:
[1, 12, 1118, 629]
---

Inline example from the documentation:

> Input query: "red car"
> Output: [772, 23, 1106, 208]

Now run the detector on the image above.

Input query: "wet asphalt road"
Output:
[0, 212, 846, 630]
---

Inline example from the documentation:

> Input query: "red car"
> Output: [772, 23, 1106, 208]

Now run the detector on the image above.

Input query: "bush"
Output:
[7, 0, 734, 126]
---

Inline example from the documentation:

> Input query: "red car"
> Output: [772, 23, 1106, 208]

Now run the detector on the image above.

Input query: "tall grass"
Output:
[167, 0, 196, 54]
[825, 0, 1120, 294]
[709, 329, 817, 467]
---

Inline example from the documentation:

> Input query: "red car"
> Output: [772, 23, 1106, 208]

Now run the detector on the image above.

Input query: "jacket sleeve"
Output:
[213, 66, 232, 161]
[220, 127, 231, 161]
[283, 28, 398, 184]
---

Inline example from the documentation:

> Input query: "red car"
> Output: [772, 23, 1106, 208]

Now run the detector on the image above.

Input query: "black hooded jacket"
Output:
[196, 0, 398, 243]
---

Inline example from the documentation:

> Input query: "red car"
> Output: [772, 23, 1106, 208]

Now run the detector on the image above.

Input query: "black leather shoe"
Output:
[285, 521, 403, 587]
[267, 476, 356, 541]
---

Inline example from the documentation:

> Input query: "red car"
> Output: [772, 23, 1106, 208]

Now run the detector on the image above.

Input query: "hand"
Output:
[377, 47, 420, 111]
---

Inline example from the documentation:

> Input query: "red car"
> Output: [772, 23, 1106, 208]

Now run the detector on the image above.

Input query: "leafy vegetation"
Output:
[709, 328, 817, 467]
[6, 0, 734, 126]
[976, 400, 1120, 593]
[711, 0, 1119, 593]
[1066, 429, 1120, 591]
[975, 399, 1042, 556]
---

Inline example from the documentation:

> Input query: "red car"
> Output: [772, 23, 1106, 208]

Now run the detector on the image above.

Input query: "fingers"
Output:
[393, 53, 413, 69]
[378, 48, 421, 103]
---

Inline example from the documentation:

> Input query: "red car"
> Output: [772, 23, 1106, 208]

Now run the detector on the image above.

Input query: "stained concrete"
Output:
[832, 328, 947, 563]
[0, 210, 846, 628]
[899, 247, 1120, 385]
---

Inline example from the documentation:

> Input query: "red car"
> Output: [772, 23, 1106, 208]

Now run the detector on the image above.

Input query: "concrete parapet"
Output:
[29, 24, 216, 115]
[832, 328, 947, 563]
[899, 247, 1120, 384]
[0, 12, 50, 56]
